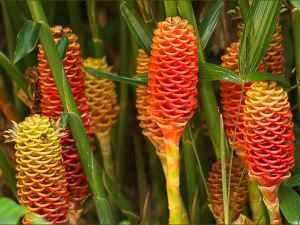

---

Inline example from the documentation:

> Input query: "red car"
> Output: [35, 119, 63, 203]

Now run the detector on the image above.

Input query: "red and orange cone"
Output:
[244, 81, 294, 224]
[148, 16, 198, 224]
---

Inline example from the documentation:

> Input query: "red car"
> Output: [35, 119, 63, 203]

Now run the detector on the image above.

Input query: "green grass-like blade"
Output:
[120, 2, 153, 56]
[239, 0, 282, 76]
[198, 0, 224, 48]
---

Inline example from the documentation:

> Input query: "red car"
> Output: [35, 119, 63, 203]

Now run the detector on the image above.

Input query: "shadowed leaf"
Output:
[14, 20, 41, 63]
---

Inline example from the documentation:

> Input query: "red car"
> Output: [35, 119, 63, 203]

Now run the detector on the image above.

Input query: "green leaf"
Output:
[0, 197, 28, 224]
[198, 63, 242, 83]
[284, 175, 300, 188]
[198, 0, 224, 48]
[245, 72, 291, 89]
[120, 2, 153, 55]
[56, 35, 69, 59]
[290, 0, 300, 8]
[84, 67, 147, 86]
[14, 20, 41, 63]
[279, 186, 300, 224]
[60, 112, 69, 128]
[239, 0, 282, 76]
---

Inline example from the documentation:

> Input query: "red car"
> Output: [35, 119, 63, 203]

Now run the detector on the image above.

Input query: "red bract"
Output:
[148, 16, 198, 142]
[220, 42, 264, 157]
[38, 26, 93, 213]
[244, 81, 294, 187]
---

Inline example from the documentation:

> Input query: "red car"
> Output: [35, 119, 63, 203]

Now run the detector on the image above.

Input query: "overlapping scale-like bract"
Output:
[148, 16, 198, 137]
[25, 66, 41, 114]
[208, 158, 248, 224]
[244, 81, 294, 187]
[135, 49, 163, 147]
[220, 42, 252, 157]
[4, 115, 68, 224]
[38, 26, 92, 211]
[83, 57, 119, 134]
[264, 25, 285, 75]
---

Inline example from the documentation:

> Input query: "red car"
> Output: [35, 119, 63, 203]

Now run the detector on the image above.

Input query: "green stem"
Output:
[248, 178, 267, 224]
[238, 0, 250, 21]
[86, 0, 104, 58]
[133, 134, 151, 225]
[182, 126, 201, 224]
[164, 137, 189, 224]
[95, 132, 116, 182]
[219, 115, 229, 224]
[146, 140, 168, 224]
[26, 1, 115, 223]
[178, 0, 227, 159]
[292, 8, 300, 121]
[0, 51, 29, 95]
[116, 2, 130, 189]
[164, 0, 177, 17]
[0, 145, 17, 198]
[67, 1, 87, 57]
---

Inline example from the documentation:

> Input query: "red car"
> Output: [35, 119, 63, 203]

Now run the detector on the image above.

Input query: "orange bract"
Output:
[135, 49, 163, 148]
[148, 17, 198, 142]
[208, 157, 248, 224]
[83, 57, 119, 134]
[4, 115, 69, 224]
[38, 26, 92, 212]
[220, 42, 252, 157]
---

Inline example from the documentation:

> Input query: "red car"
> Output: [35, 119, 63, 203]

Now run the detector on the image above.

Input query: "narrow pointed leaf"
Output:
[284, 175, 300, 188]
[14, 20, 41, 63]
[198, 0, 224, 48]
[84, 67, 147, 86]
[198, 63, 242, 83]
[120, 2, 153, 55]
[278, 186, 300, 224]
[56, 35, 69, 59]
[0, 197, 28, 224]
[245, 72, 291, 89]
[239, 0, 282, 76]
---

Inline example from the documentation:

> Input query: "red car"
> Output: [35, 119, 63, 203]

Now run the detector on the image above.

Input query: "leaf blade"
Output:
[198, 0, 224, 48]
[238, 0, 282, 75]
[279, 186, 300, 224]
[0, 197, 28, 224]
[56, 35, 69, 59]
[198, 63, 242, 83]
[14, 20, 41, 63]
[84, 67, 147, 86]
[120, 2, 153, 55]
[245, 72, 291, 89]
[284, 175, 300, 188]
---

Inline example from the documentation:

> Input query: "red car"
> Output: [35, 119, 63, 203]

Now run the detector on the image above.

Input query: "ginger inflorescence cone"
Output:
[4, 115, 69, 224]
[244, 81, 295, 224]
[24, 66, 41, 114]
[135, 49, 165, 167]
[38, 26, 93, 218]
[208, 157, 248, 224]
[83, 57, 119, 181]
[148, 16, 198, 224]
